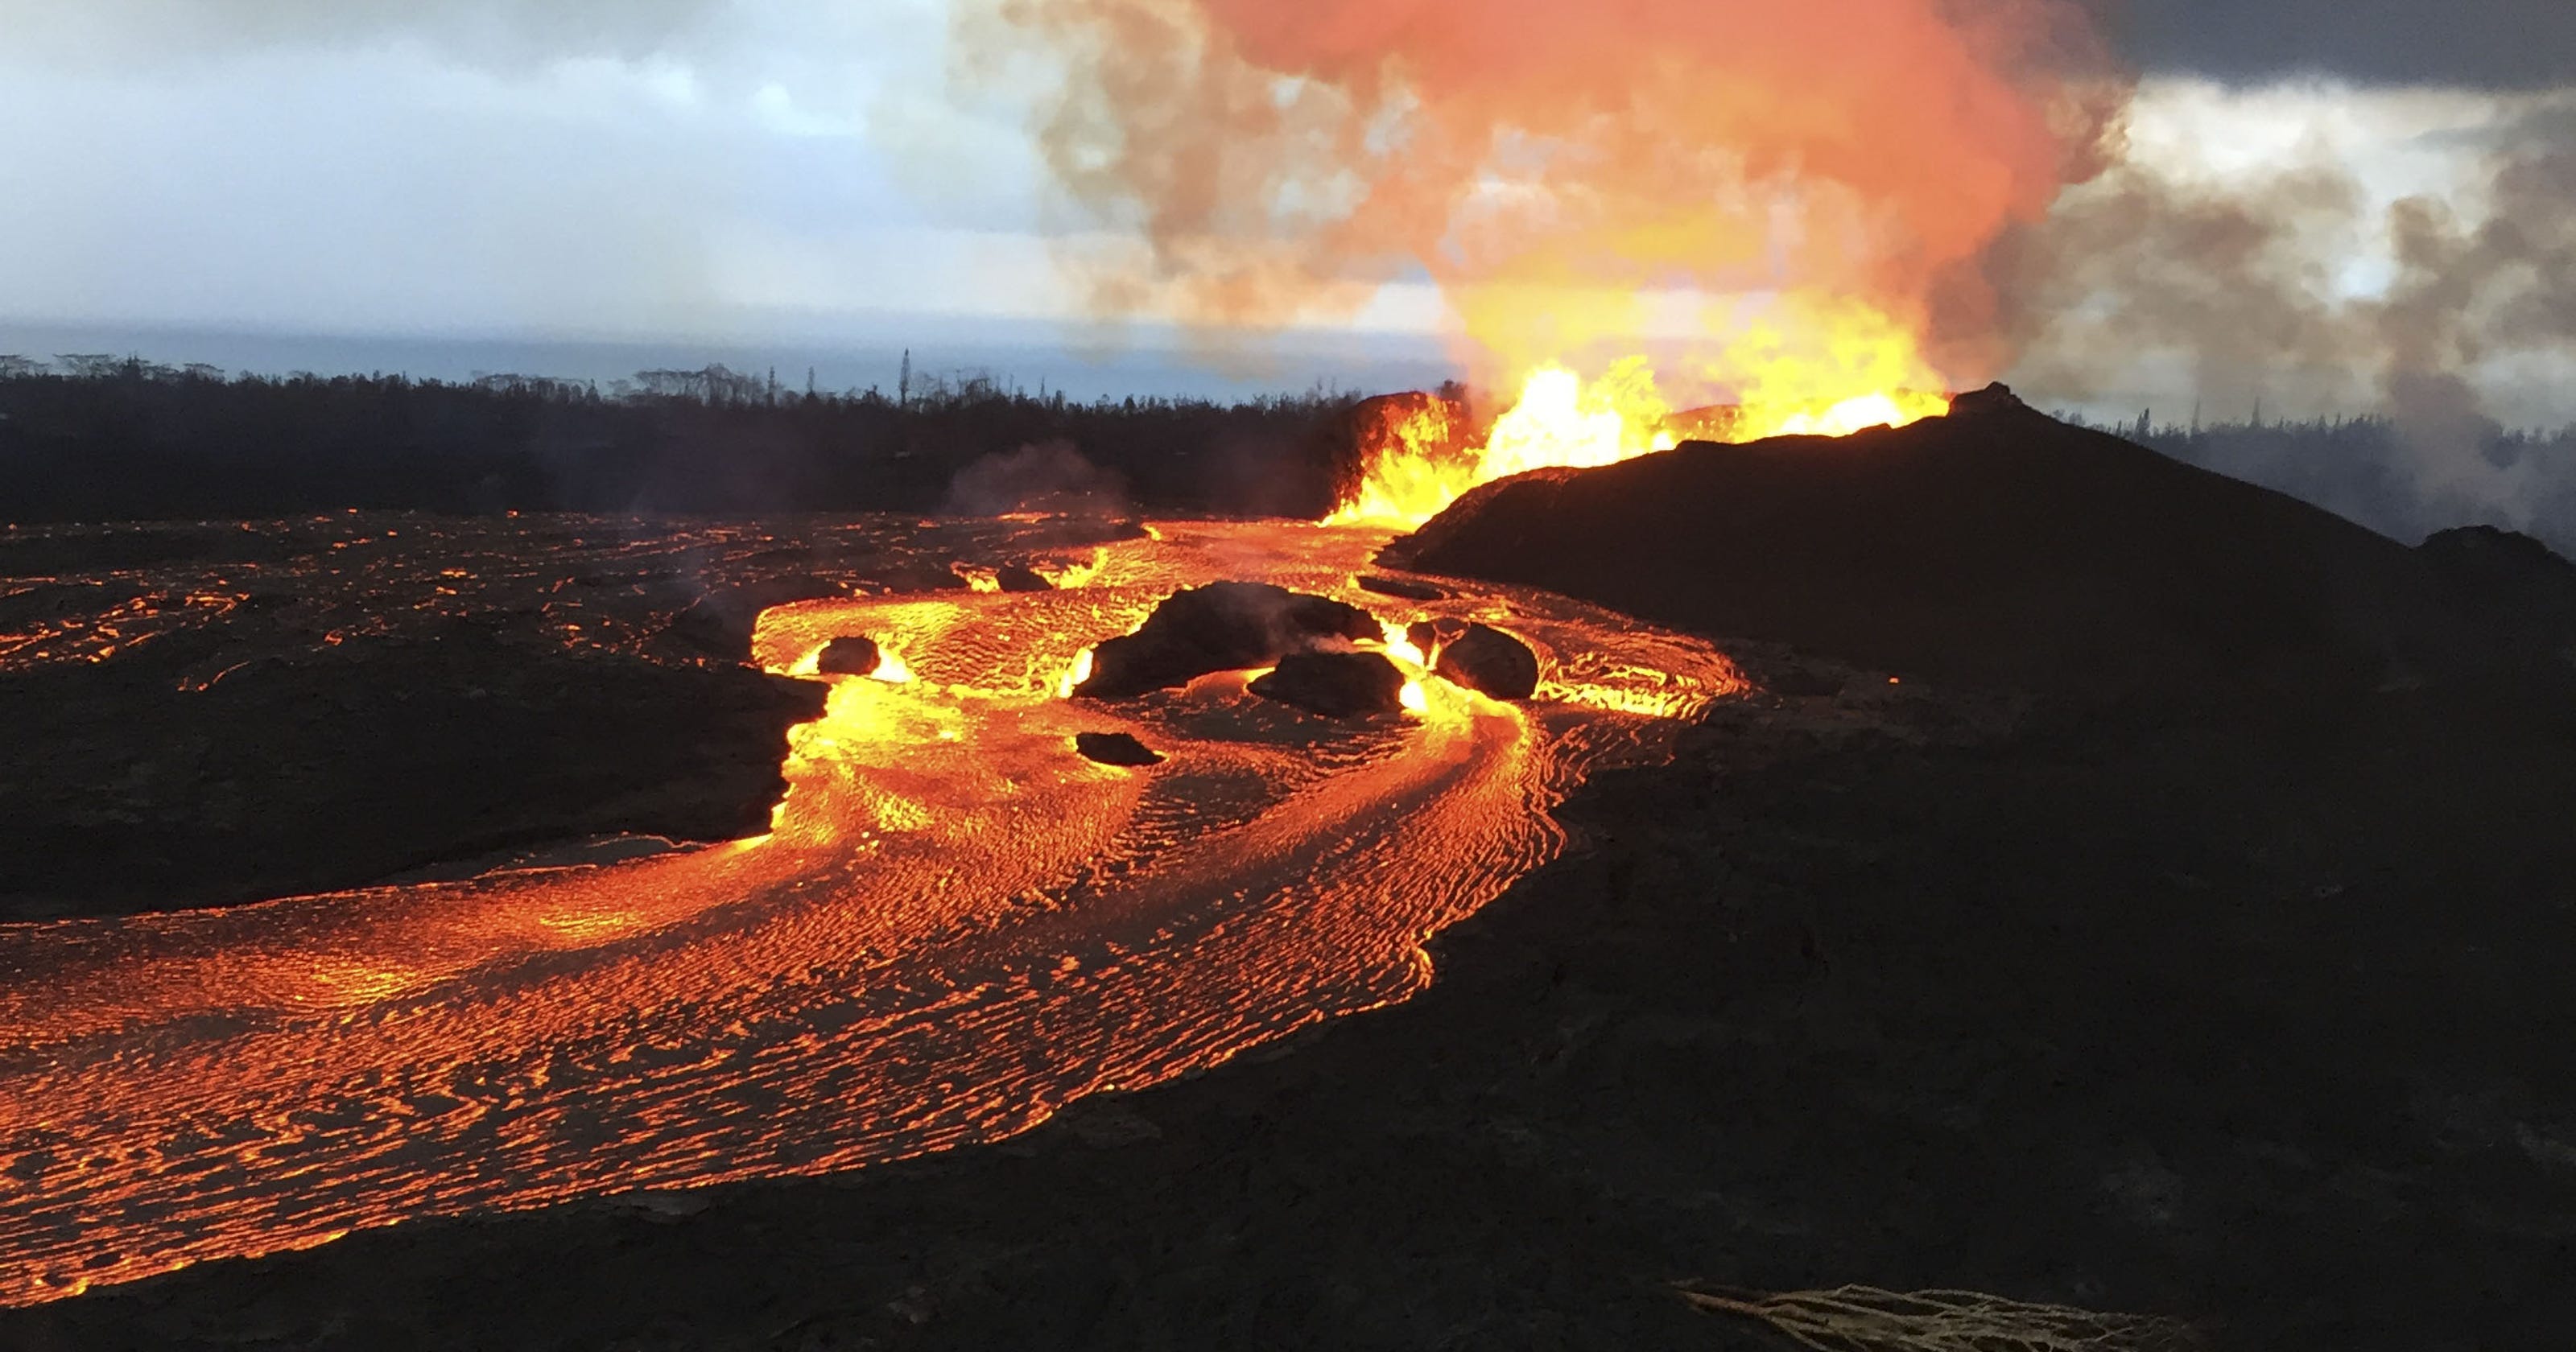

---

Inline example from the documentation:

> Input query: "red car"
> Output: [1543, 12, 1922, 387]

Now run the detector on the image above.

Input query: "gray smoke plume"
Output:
[1994, 95, 2576, 536]
[944, 440, 1130, 517]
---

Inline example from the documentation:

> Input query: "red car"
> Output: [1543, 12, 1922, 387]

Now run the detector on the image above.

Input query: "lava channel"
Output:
[0, 519, 1742, 1305]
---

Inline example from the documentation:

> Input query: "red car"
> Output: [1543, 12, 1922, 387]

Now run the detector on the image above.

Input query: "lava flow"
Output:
[0, 517, 1740, 1305]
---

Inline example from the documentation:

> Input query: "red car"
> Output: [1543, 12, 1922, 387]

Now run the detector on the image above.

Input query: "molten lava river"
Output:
[0, 517, 1744, 1304]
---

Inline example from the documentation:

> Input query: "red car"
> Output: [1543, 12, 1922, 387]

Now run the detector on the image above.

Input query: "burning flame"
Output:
[1329, 361, 1674, 526]
[871, 650, 916, 684]
[1329, 301, 1955, 528]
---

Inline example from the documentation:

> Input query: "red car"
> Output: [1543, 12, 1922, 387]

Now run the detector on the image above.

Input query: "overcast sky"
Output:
[0, 1, 2566, 417]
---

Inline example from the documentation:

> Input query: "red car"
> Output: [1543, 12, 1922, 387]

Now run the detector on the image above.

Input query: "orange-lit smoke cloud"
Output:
[962, 0, 2128, 387]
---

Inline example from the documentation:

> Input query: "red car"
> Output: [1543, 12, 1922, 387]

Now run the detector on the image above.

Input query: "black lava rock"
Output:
[1075, 732, 1165, 767]
[1433, 623, 1541, 701]
[815, 636, 882, 678]
[1357, 575, 1446, 602]
[997, 565, 1055, 594]
[1406, 617, 1468, 658]
[1249, 651, 1409, 719]
[1076, 582, 1382, 700]
[1946, 381, 2023, 417]
[872, 563, 972, 594]
[664, 579, 845, 660]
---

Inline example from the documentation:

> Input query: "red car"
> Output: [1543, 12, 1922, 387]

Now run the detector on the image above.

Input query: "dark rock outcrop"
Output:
[1074, 732, 1165, 767]
[1075, 582, 1381, 700]
[1248, 650, 1409, 719]
[1356, 575, 1445, 602]
[1433, 623, 1541, 701]
[1946, 381, 2024, 416]
[663, 579, 847, 661]
[997, 565, 1055, 594]
[2419, 526, 2576, 664]
[1392, 402, 2483, 699]
[815, 636, 882, 678]
[1406, 617, 1468, 657]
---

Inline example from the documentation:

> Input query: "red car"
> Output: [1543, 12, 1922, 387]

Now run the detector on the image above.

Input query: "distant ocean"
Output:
[0, 318, 1463, 405]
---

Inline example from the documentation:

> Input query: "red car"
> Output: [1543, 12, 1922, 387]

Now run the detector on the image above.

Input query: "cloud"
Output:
[2100, 0, 2576, 91]
[1994, 82, 2576, 529]
[0, 0, 731, 68]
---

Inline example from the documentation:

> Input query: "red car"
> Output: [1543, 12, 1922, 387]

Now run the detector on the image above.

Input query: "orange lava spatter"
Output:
[0, 520, 1742, 1306]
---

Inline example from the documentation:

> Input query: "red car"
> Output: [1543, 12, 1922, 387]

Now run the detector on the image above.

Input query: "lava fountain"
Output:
[967, 0, 2124, 525]
[1330, 302, 1963, 527]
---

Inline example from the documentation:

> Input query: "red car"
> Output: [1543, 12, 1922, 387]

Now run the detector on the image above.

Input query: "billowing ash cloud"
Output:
[2100, 0, 2576, 92]
[0, 0, 727, 66]
[955, 0, 2127, 381]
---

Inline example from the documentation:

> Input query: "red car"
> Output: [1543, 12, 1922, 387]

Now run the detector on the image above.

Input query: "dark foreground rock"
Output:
[1433, 622, 1541, 701]
[2419, 525, 2576, 664]
[660, 578, 848, 661]
[0, 630, 825, 920]
[1074, 731, 1165, 767]
[15, 669, 2574, 1350]
[1389, 404, 2493, 699]
[1247, 649, 1409, 718]
[1075, 581, 1381, 699]
[815, 635, 883, 677]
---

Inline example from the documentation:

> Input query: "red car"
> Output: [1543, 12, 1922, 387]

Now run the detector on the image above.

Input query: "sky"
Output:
[0, 0, 2567, 418]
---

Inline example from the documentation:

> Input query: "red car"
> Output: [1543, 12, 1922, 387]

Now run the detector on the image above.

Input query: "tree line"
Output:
[0, 355, 1362, 523]
[2055, 406, 2576, 550]
[6, 353, 2566, 549]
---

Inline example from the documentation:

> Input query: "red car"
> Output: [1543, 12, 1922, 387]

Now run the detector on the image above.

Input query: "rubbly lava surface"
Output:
[0, 516, 1741, 1305]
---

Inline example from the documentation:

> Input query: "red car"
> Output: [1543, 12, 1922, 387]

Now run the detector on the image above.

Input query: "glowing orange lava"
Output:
[1330, 300, 1956, 528]
[0, 520, 1743, 1306]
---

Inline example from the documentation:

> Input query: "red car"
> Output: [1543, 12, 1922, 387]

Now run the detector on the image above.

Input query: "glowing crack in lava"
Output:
[0, 519, 1741, 1305]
